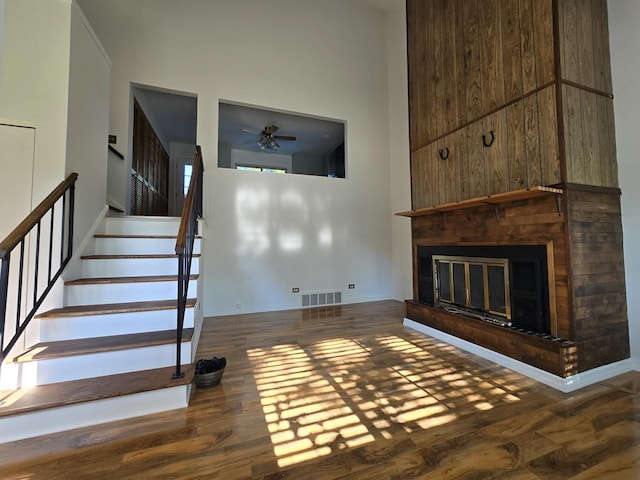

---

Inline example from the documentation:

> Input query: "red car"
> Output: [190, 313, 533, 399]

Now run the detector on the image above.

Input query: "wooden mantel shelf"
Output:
[395, 186, 564, 217]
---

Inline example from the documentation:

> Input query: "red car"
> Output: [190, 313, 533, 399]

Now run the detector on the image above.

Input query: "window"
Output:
[183, 164, 193, 197]
[236, 165, 286, 174]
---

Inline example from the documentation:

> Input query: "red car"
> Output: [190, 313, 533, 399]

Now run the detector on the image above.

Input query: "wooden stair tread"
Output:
[94, 234, 202, 239]
[0, 364, 194, 418]
[36, 298, 197, 319]
[9, 328, 194, 363]
[81, 253, 201, 259]
[65, 274, 198, 285]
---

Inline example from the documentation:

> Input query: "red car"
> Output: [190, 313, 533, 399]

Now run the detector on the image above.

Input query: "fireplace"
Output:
[417, 245, 550, 335]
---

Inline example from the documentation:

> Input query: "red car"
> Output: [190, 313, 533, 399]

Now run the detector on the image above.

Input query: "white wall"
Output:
[0, 0, 71, 205]
[386, 3, 412, 302]
[65, 2, 110, 251]
[79, 0, 397, 315]
[609, 0, 640, 368]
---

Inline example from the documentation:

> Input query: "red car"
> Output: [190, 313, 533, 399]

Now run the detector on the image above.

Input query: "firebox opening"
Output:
[418, 245, 550, 335]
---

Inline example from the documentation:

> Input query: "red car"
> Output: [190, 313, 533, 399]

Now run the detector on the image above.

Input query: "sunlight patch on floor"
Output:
[248, 333, 523, 468]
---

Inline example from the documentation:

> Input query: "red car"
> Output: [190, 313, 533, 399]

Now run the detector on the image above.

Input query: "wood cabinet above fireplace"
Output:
[404, 0, 629, 378]
[407, 0, 617, 209]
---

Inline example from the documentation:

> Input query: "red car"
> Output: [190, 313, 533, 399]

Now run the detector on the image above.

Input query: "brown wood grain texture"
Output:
[507, 99, 528, 190]
[410, 195, 571, 342]
[523, 93, 542, 186]
[442, 0, 459, 134]
[563, 84, 586, 184]
[433, 0, 445, 142]
[519, 0, 537, 93]
[463, 0, 484, 122]
[592, 0, 613, 93]
[481, 0, 505, 112]
[0, 301, 638, 479]
[454, 0, 468, 128]
[501, 0, 524, 102]
[533, 0, 555, 86]
[467, 119, 487, 198]
[565, 187, 629, 371]
[484, 109, 509, 194]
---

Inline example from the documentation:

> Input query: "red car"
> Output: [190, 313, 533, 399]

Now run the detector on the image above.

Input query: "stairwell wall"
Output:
[0, 0, 111, 317]
[78, 0, 400, 316]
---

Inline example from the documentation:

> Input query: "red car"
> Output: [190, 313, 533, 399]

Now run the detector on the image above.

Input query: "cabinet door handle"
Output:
[438, 147, 449, 160]
[482, 130, 495, 147]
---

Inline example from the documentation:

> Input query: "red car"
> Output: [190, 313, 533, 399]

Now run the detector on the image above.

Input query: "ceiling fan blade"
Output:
[241, 127, 260, 134]
[274, 135, 296, 141]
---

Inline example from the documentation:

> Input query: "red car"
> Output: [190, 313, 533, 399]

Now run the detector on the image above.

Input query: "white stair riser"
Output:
[36, 308, 195, 342]
[0, 386, 190, 444]
[82, 257, 199, 278]
[104, 216, 182, 236]
[95, 237, 201, 255]
[65, 279, 198, 305]
[10, 343, 193, 386]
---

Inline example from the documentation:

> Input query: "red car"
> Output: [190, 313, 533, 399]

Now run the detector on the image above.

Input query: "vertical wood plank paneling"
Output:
[501, 0, 523, 102]
[433, 0, 445, 142]
[411, 145, 428, 209]
[442, 0, 458, 134]
[435, 138, 448, 205]
[523, 93, 542, 186]
[480, 0, 505, 112]
[575, 0, 596, 88]
[560, 0, 579, 83]
[604, 97, 618, 188]
[456, 128, 472, 201]
[406, 0, 421, 150]
[506, 100, 527, 190]
[463, 0, 483, 122]
[538, 85, 560, 185]
[592, 0, 613, 93]
[424, 0, 437, 146]
[532, 0, 555, 86]
[484, 109, 509, 194]
[580, 90, 600, 186]
[443, 131, 462, 203]
[454, 0, 468, 127]
[563, 84, 585, 184]
[519, 0, 537, 93]
[467, 121, 487, 197]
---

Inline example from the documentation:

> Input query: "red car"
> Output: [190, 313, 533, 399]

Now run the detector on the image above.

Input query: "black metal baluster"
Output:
[48, 204, 55, 282]
[16, 240, 25, 333]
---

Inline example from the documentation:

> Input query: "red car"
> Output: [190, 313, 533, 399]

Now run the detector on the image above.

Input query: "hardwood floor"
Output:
[0, 300, 638, 479]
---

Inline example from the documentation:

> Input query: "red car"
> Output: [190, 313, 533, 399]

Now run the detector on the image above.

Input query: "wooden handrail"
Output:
[0, 173, 78, 256]
[173, 146, 203, 379]
[175, 146, 202, 255]
[1, 172, 77, 378]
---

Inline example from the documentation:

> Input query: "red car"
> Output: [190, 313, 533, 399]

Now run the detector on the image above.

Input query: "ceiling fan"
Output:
[242, 125, 296, 151]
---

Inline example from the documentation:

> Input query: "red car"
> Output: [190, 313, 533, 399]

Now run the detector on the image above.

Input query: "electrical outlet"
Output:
[108, 134, 117, 144]
[292, 287, 299, 293]
[348, 284, 355, 289]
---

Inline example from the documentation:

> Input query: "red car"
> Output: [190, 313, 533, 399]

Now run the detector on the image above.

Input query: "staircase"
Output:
[0, 215, 202, 444]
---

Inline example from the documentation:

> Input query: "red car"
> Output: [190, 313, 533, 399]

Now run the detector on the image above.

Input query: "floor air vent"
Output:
[301, 291, 342, 308]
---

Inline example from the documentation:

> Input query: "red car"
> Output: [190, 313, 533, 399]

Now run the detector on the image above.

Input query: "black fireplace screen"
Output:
[433, 255, 510, 321]
[418, 245, 550, 334]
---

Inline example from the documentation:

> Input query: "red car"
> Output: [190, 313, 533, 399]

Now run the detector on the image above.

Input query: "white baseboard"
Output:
[404, 318, 634, 393]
